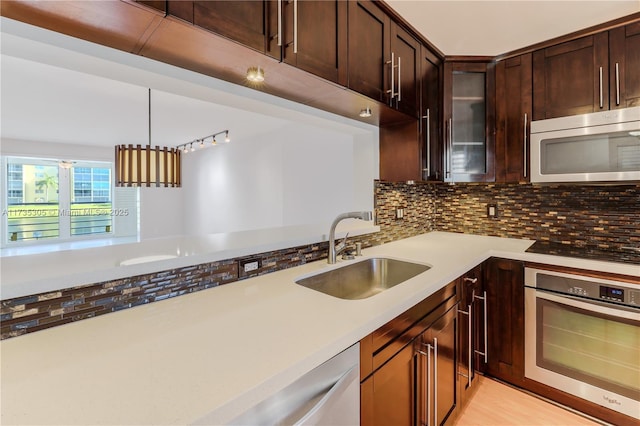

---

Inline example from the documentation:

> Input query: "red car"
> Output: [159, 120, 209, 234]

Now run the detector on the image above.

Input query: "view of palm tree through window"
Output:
[4, 157, 113, 243]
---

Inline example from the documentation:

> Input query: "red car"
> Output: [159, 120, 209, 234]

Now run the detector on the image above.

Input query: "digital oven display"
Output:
[599, 286, 625, 302]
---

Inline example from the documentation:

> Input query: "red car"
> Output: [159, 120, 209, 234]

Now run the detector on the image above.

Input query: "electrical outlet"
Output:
[487, 204, 498, 218]
[240, 258, 261, 273]
[396, 208, 405, 219]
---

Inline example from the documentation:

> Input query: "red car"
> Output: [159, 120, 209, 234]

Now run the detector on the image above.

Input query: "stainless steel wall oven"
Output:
[524, 267, 640, 419]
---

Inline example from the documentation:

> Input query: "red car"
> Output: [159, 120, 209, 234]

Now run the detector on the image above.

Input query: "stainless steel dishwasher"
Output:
[229, 343, 360, 425]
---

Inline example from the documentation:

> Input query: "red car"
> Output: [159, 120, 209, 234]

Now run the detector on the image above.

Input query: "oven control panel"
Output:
[600, 286, 625, 302]
[569, 286, 589, 296]
[527, 268, 640, 308]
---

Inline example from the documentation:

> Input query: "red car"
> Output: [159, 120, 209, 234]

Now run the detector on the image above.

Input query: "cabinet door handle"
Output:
[417, 342, 433, 426]
[523, 113, 528, 178]
[458, 302, 473, 388]
[446, 118, 452, 179]
[474, 291, 488, 363]
[386, 52, 393, 101]
[433, 337, 438, 426]
[277, 0, 283, 46]
[599, 66, 604, 109]
[422, 109, 430, 179]
[615, 62, 620, 106]
[397, 56, 402, 102]
[293, 0, 298, 53]
[463, 277, 478, 284]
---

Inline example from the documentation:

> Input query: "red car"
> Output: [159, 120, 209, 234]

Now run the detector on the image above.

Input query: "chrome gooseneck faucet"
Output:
[328, 211, 373, 264]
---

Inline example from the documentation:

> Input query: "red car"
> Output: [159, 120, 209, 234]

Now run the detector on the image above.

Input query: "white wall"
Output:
[139, 187, 184, 239]
[182, 122, 377, 236]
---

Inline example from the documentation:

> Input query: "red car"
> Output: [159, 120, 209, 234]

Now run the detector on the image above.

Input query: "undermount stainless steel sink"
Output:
[295, 257, 430, 300]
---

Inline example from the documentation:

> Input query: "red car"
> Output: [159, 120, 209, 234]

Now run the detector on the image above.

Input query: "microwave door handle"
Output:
[533, 289, 640, 320]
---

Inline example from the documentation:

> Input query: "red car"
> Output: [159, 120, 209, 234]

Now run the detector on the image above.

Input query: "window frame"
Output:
[1, 156, 135, 248]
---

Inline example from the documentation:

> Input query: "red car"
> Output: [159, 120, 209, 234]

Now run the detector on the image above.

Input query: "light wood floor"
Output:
[454, 376, 603, 426]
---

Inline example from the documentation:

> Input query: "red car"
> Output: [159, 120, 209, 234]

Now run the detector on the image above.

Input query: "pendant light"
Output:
[115, 89, 181, 187]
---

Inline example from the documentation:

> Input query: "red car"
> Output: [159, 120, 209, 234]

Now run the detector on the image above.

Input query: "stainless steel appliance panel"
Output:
[524, 267, 640, 419]
[530, 106, 640, 183]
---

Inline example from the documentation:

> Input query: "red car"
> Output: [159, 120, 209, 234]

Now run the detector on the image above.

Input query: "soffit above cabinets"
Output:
[385, 0, 640, 56]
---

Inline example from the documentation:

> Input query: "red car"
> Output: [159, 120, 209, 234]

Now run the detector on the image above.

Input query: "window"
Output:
[2, 157, 138, 246]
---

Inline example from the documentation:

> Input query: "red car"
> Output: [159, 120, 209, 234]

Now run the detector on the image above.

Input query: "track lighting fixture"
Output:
[176, 130, 231, 153]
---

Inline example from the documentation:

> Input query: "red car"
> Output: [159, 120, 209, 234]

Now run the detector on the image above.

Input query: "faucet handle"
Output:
[335, 232, 350, 253]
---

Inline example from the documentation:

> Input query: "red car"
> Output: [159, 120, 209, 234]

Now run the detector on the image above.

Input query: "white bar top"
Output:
[0, 232, 638, 425]
[0, 220, 379, 300]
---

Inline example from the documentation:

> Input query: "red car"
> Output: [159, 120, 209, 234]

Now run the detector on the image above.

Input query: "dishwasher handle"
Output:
[294, 365, 359, 425]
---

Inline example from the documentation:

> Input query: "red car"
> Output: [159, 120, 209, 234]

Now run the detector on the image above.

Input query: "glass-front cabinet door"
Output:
[443, 61, 495, 182]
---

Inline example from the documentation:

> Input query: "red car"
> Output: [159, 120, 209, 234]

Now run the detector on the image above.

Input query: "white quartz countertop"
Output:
[1, 232, 638, 425]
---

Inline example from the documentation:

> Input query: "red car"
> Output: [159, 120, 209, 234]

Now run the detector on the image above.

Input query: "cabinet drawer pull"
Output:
[463, 277, 478, 284]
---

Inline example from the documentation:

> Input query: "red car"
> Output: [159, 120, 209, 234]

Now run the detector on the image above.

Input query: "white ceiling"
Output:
[1, 55, 291, 148]
[385, 0, 640, 56]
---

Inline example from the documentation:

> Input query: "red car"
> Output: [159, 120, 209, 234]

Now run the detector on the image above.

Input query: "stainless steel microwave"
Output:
[530, 106, 640, 183]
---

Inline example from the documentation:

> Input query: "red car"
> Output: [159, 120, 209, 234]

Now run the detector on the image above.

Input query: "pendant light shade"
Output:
[115, 144, 181, 187]
[115, 89, 182, 187]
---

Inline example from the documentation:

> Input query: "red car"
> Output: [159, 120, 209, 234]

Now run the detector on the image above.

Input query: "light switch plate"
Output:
[487, 204, 498, 218]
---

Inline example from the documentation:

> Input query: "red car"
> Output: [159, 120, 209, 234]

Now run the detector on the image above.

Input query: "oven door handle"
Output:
[533, 289, 640, 320]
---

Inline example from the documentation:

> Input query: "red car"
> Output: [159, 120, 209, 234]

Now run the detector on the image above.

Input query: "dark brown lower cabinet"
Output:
[484, 257, 525, 386]
[416, 305, 458, 426]
[361, 343, 416, 426]
[360, 281, 458, 426]
[456, 265, 484, 408]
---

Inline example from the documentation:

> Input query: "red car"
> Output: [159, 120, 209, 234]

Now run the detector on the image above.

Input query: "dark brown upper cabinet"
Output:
[533, 32, 609, 120]
[421, 47, 442, 181]
[280, 0, 348, 85]
[193, 1, 278, 58]
[379, 44, 441, 183]
[348, 0, 419, 118]
[348, 0, 391, 104]
[495, 53, 532, 183]
[533, 21, 640, 120]
[443, 61, 496, 183]
[609, 22, 640, 109]
[390, 23, 421, 117]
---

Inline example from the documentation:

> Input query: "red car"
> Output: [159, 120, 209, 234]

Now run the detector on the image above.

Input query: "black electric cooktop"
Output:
[525, 241, 640, 266]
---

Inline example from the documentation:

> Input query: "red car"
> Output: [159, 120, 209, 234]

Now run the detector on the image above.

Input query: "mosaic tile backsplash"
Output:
[435, 182, 639, 251]
[2, 180, 638, 339]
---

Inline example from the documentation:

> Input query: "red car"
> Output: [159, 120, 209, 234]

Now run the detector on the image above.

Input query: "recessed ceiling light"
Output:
[359, 107, 372, 118]
[246, 66, 265, 83]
